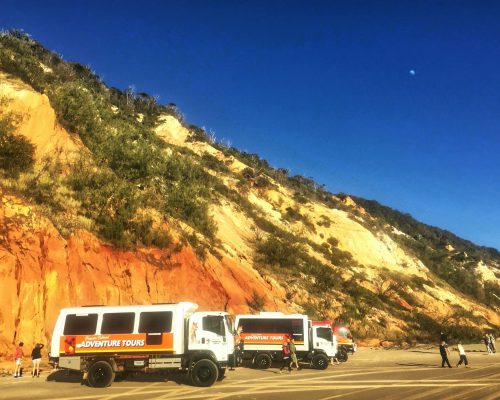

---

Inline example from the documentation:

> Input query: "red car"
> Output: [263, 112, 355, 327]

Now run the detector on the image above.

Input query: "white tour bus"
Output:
[234, 312, 337, 369]
[49, 302, 234, 387]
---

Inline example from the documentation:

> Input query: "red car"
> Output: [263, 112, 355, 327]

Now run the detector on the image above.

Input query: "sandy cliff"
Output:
[0, 194, 283, 354]
[0, 73, 498, 358]
[0, 74, 82, 163]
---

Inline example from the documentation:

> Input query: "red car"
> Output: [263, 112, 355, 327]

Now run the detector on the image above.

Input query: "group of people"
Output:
[13, 341, 44, 378]
[483, 333, 496, 354]
[439, 340, 469, 368]
[439, 331, 497, 369]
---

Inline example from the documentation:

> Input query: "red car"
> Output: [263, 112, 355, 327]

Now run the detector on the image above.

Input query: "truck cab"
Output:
[187, 311, 234, 370]
[311, 323, 337, 358]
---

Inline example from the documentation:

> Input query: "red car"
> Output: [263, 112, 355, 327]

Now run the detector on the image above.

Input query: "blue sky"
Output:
[1, 1, 499, 250]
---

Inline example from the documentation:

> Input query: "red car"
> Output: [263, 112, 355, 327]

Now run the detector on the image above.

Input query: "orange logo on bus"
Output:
[59, 333, 174, 354]
[241, 333, 303, 345]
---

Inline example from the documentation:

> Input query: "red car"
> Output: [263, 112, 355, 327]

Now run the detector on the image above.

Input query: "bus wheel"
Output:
[190, 359, 219, 387]
[217, 367, 226, 381]
[87, 360, 115, 388]
[254, 353, 272, 369]
[337, 349, 348, 362]
[312, 354, 329, 370]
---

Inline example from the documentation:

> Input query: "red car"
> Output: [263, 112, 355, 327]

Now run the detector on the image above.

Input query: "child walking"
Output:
[13, 342, 24, 378]
[456, 342, 469, 368]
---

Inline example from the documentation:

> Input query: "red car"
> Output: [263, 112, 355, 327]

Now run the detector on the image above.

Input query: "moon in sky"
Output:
[409, 70, 416, 76]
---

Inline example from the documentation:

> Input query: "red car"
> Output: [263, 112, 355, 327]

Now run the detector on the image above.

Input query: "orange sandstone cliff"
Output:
[0, 194, 285, 354]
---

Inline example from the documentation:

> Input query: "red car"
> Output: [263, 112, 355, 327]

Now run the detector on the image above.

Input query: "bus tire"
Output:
[87, 360, 115, 388]
[217, 367, 226, 381]
[254, 353, 272, 369]
[312, 354, 329, 370]
[190, 359, 219, 387]
[337, 349, 348, 362]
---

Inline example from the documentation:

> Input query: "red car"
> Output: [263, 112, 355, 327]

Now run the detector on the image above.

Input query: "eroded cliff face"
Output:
[1, 73, 498, 358]
[0, 194, 285, 355]
[0, 75, 282, 354]
[0, 73, 82, 163]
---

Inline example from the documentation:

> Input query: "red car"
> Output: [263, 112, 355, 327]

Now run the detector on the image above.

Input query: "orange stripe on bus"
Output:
[60, 333, 174, 355]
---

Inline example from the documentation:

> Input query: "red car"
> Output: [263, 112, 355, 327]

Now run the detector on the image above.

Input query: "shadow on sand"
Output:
[46, 370, 83, 383]
[238, 362, 319, 375]
[407, 350, 436, 354]
[396, 363, 441, 368]
[46, 370, 191, 386]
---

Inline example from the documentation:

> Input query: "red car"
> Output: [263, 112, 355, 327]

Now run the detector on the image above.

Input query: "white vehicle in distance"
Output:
[49, 302, 234, 387]
[235, 312, 337, 369]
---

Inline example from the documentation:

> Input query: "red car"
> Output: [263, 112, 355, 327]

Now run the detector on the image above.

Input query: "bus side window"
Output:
[291, 319, 304, 342]
[64, 314, 98, 335]
[138, 311, 173, 333]
[101, 312, 135, 334]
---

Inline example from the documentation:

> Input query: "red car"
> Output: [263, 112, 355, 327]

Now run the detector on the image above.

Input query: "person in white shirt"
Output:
[456, 342, 469, 368]
[487, 334, 496, 353]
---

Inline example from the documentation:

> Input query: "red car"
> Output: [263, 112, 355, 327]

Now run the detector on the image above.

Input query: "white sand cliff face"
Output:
[0, 74, 83, 163]
[476, 261, 500, 284]
[155, 115, 189, 146]
[150, 107, 499, 328]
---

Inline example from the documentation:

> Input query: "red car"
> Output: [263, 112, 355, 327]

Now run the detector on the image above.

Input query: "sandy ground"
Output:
[0, 343, 490, 376]
[0, 344, 498, 400]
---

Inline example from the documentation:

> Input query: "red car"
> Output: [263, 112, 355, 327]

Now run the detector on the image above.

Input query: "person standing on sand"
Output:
[289, 338, 300, 370]
[279, 339, 292, 374]
[439, 341, 452, 368]
[230, 326, 243, 370]
[331, 334, 340, 365]
[31, 343, 44, 377]
[456, 342, 469, 368]
[487, 334, 496, 353]
[484, 334, 492, 354]
[13, 342, 24, 378]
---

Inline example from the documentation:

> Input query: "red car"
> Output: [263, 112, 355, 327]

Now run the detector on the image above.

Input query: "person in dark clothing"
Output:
[31, 343, 44, 377]
[440, 332, 447, 344]
[279, 339, 292, 374]
[439, 341, 452, 368]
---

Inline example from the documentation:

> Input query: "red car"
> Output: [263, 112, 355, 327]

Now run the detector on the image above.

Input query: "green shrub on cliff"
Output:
[0, 31, 218, 247]
[48, 83, 103, 141]
[0, 98, 35, 178]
